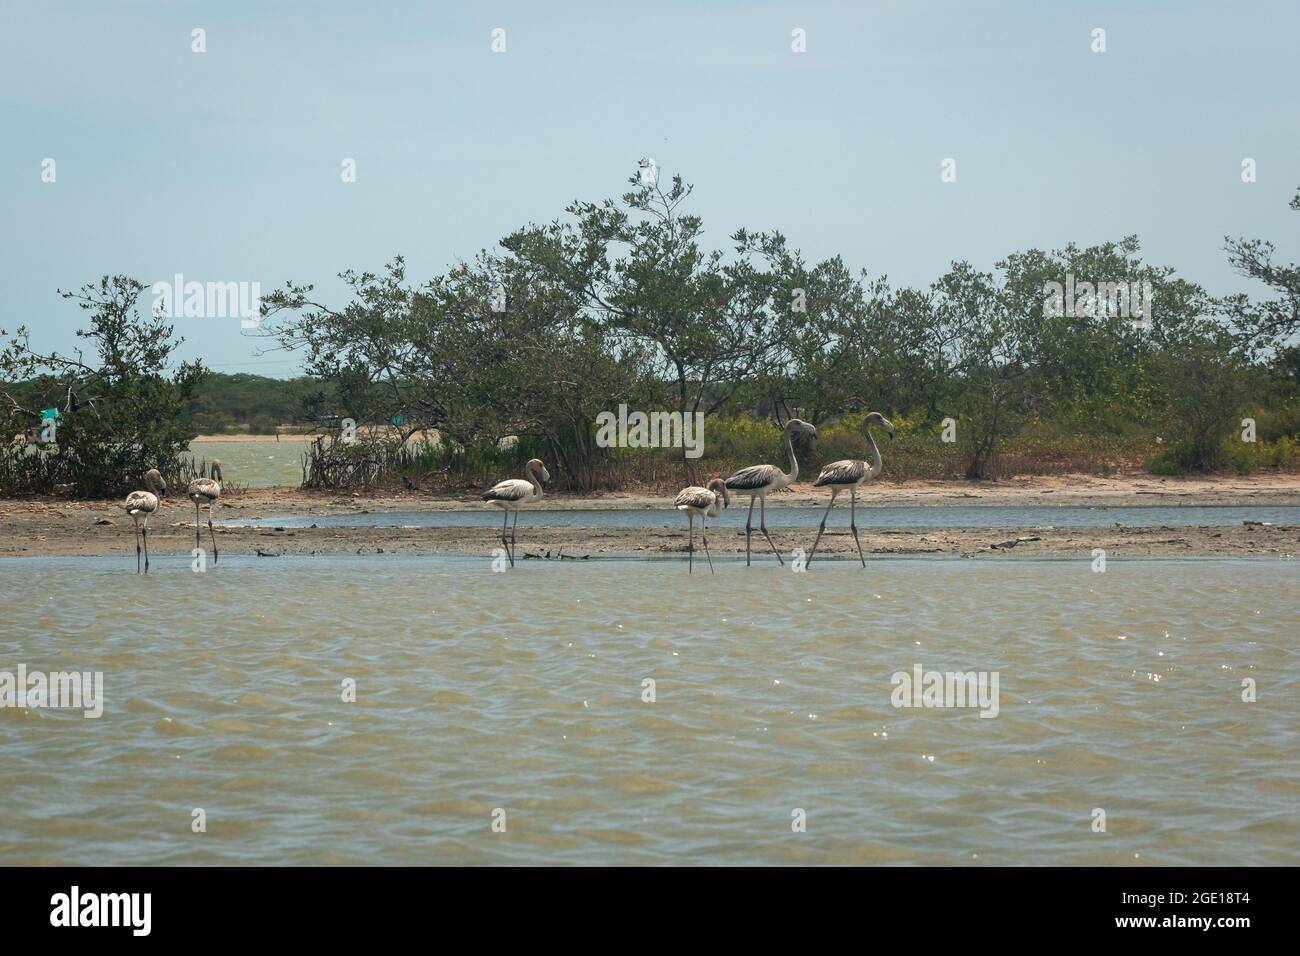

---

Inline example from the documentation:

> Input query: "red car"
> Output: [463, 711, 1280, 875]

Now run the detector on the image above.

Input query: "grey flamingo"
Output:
[123, 468, 166, 573]
[187, 459, 222, 564]
[807, 412, 894, 566]
[724, 418, 818, 566]
[481, 458, 550, 567]
[674, 478, 730, 574]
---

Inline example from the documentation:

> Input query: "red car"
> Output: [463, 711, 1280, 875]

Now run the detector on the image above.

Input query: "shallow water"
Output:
[1, 554, 1296, 865]
[185, 440, 305, 488]
[233, 504, 1300, 531]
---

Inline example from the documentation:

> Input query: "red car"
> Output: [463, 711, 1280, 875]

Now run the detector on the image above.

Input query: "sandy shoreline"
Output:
[3, 474, 1299, 560]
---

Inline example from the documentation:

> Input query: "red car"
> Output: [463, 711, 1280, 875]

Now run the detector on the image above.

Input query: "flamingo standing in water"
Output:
[481, 457, 550, 567]
[123, 468, 166, 573]
[674, 478, 730, 574]
[807, 412, 894, 567]
[187, 459, 222, 564]
[724, 418, 818, 566]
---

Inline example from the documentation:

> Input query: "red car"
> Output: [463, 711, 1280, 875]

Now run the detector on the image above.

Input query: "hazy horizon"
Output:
[2, 0, 1296, 378]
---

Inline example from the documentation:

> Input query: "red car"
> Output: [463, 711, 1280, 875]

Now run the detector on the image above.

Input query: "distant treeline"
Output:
[2, 370, 329, 436]
[184, 372, 332, 434]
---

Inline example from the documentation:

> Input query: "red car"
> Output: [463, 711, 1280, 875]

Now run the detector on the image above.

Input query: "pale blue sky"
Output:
[2, 0, 1296, 375]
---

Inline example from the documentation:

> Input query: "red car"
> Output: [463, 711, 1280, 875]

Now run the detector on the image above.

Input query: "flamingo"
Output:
[481, 458, 550, 567]
[807, 412, 894, 566]
[123, 469, 166, 573]
[724, 418, 818, 566]
[674, 478, 730, 574]
[187, 459, 222, 564]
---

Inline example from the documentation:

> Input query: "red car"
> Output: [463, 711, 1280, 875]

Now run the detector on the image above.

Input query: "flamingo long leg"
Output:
[687, 514, 694, 574]
[142, 515, 151, 573]
[207, 501, 219, 564]
[807, 492, 837, 566]
[133, 515, 142, 573]
[744, 496, 755, 566]
[500, 509, 513, 567]
[511, 510, 519, 563]
[702, 516, 714, 574]
[850, 489, 865, 567]
[759, 497, 783, 564]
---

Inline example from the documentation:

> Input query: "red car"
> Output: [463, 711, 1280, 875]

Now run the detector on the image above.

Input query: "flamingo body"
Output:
[675, 478, 729, 573]
[808, 413, 894, 566]
[482, 458, 550, 566]
[724, 418, 817, 566]
[186, 459, 223, 564]
[123, 468, 166, 573]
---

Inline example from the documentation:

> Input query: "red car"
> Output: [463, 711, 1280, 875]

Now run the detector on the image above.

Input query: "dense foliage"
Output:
[259, 170, 1300, 489]
[0, 277, 205, 496]
[3, 175, 1296, 496]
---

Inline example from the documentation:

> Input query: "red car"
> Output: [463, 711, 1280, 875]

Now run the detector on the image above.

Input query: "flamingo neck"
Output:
[783, 432, 799, 486]
[526, 466, 544, 502]
[864, 425, 882, 479]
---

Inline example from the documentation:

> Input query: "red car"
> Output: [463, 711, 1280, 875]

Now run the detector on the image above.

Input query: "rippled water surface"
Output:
[185, 440, 306, 488]
[233, 504, 1300, 530]
[1, 555, 1296, 865]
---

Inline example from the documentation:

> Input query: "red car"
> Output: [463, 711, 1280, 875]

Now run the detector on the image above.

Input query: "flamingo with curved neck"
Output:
[123, 468, 166, 573]
[187, 459, 223, 565]
[674, 477, 730, 573]
[807, 412, 894, 566]
[724, 418, 818, 566]
[481, 458, 551, 567]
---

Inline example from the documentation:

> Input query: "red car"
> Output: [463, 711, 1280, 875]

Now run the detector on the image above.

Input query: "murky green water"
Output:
[1, 555, 1296, 865]
[185, 440, 306, 488]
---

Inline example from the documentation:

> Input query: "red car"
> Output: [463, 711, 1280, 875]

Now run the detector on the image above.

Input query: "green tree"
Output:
[501, 169, 797, 426]
[262, 257, 439, 439]
[1222, 188, 1300, 349]
[1151, 322, 1251, 471]
[424, 253, 651, 490]
[0, 276, 205, 496]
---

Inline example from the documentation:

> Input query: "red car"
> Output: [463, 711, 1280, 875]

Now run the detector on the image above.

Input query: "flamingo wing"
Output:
[724, 464, 782, 491]
[482, 478, 532, 502]
[187, 477, 220, 501]
[675, 486, 715, 510]
[814, 459, 867, 487]
[123, 491, 159, 515]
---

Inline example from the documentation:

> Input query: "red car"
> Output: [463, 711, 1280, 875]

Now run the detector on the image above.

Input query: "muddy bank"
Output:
[1, 517, 1296, 561]
[3, 474, 1299, 560]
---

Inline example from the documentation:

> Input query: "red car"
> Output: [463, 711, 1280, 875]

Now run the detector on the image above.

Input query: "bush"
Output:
[1220, 435, 1300, 474]
[0, 277, 204, 497]
[1149, 442, 1199, 476]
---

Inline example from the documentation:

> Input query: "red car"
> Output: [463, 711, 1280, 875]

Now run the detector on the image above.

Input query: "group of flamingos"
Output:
[483, 412, 894, 573]
[121, 412, 893, 573]
[122, 461, 221, 573]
